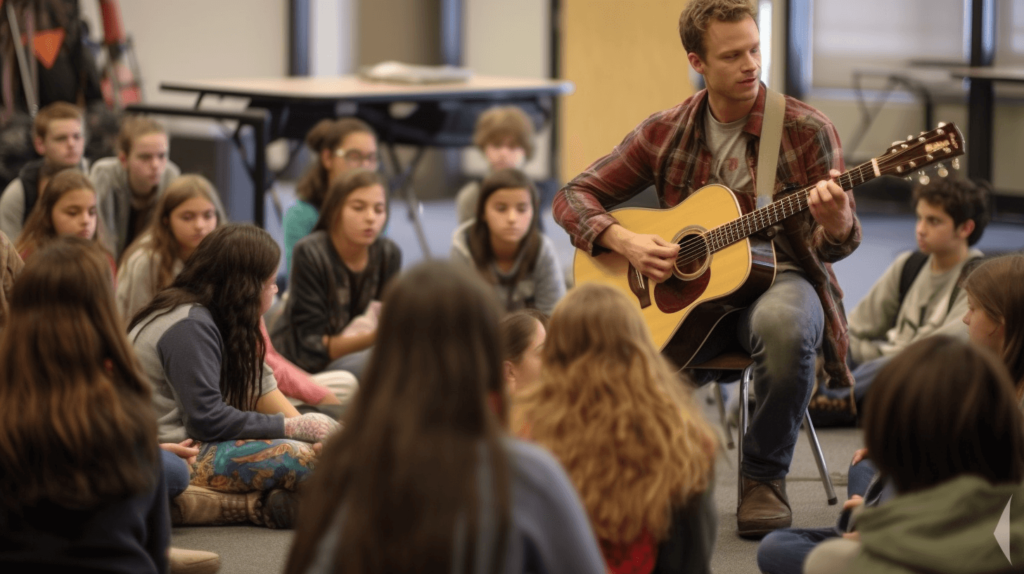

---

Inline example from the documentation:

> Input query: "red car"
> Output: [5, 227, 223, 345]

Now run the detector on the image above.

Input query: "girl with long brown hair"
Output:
[116, 174, 225, 319]
[272, 168, 400, 381]
[515, 283, 718, 574]
[284, 261, 604, 574]
[128, 224, 339, 529]
[0, 237, 167, 571]
[961, 253, 1024, 399]
[283, 117, 378, 275]
[15, 168, 110, 263]
[451, 167, 565, 314]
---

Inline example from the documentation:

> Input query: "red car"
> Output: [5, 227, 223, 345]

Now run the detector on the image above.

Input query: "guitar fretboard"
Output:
[704, 162, 880, 252]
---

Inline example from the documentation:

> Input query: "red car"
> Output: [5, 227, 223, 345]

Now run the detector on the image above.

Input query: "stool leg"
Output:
[803, 410, 839, 505]
[737, 364, 752, 503]
[713, 383, 735, 449]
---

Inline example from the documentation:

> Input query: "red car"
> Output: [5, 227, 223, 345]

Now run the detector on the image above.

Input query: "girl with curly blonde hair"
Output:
[514, 283, 718, 574]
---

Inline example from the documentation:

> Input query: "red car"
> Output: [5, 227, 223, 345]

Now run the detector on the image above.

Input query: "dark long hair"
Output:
[312, 168, 388, 233]
[129, 224, 280, 411]
[468, 168, 542, 293]
[863, 335, 1024, 495]
[285, 262, 511, 574]
[295, 118, 376, 209]
[962, 254, 1024, 395]
[0, 237, 157, 512]
[16, 168, 109, 256]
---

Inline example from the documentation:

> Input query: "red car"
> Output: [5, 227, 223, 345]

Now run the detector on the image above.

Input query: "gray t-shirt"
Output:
[304, 438, 606, 574]
[704, 111, 801, 273]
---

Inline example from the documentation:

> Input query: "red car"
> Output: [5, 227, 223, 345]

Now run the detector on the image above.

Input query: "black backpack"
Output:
[897, 250, 982, 314]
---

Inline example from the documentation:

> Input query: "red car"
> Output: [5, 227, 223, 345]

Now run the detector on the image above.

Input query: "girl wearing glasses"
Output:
[283, 118, 379, 276]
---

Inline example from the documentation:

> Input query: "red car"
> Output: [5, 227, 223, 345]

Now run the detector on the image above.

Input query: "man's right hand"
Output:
[599, 224, 680, 283]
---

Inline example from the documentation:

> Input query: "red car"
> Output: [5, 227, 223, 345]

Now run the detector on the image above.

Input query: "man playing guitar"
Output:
[553, 0, 860, 538]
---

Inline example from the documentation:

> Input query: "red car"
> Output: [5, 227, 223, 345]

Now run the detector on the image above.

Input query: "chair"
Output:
[690, 351, 838, 506]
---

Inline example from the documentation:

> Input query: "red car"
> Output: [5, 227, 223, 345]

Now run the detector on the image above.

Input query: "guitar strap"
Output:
[755, 88, 786, 208]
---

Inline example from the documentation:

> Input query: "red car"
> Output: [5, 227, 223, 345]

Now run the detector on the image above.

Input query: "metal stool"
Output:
[690, 351, 838, 506]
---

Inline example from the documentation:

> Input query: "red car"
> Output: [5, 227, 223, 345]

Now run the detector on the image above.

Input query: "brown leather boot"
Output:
[737, 476, 792, 539]
[170, 486, 260, 526]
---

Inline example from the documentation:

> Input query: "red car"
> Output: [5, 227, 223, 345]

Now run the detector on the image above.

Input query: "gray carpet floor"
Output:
[173, 187, 1024, 574]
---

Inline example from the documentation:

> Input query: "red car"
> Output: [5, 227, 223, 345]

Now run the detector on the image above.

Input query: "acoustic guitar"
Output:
[573, 123, 965, 368]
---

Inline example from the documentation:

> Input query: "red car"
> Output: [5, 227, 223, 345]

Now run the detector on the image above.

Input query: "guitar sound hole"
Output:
[675, 232, 709, 277]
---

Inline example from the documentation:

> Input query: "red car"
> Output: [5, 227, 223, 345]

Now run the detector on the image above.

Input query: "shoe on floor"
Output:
[737, 476, 791, 539]
[169, 547, 220, 574]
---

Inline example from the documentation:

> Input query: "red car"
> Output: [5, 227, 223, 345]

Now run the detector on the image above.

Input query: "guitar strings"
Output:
[671, 160, 888, 266]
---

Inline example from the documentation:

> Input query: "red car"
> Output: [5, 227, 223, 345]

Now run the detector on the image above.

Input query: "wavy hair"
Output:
[468, 168, 542, 303]
[962, 254, 1024, 395]
[0, 237, 157, 512]
[128, 224, 280, 411]
[286, 261, 511, 574]
[514, 283, 716, 548]
[119, 174, 226, 280]
[678, 0, 757, 60]
[295, 117, 376, 209]
[16, 168, 109, 256]
[863, 335, 1024, 494]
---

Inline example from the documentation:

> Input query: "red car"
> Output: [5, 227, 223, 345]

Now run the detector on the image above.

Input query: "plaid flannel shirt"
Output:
[553, 85, 861, 387]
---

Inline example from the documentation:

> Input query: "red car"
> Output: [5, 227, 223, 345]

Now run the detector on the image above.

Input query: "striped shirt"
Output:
[553, 84, 861, 387]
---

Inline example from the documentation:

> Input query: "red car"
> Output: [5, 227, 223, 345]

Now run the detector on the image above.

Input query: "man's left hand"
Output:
[808, 168, 854, 242]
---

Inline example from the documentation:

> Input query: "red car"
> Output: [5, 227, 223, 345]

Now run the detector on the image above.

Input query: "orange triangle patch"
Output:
[20, 28, 65, 70]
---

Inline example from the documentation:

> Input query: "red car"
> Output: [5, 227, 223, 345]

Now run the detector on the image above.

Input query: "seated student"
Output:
[0, 102, 87, 240]
[962, 253, 1024, 396]
[128, 224, 339, 529]
[272, 169, 400, 381]
[283, 117, 378, 276]
[500, 308, 547, 394]
[803, 336, 1024, 574]
[15, 169, 113, 275]
[0, 237, 168, 572]
[810, 177, 989, 425]
[451, 168, 565, 315]
[455, 105, 535, 224]
[0, 230, 22, 334]
[283, 261, 605, 574]
[117, 174, 225, 319]
[514, 283, 718, 574]
[92, 115, 182, 260]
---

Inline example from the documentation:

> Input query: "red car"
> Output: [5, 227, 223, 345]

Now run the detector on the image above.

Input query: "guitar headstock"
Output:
[880, 122, 964, 185]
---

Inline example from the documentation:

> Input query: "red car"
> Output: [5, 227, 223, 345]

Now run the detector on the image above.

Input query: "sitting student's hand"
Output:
[160, 439, 200, 465]
[850, 448, 869, 466]
[841, 495, 865, 540]
[284, 412, 341, 444]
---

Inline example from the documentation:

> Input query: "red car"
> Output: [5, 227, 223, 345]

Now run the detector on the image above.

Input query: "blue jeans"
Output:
[756, 459, 886, 574]
[696, 271, 824, 481]
[161, 449, 191, 502]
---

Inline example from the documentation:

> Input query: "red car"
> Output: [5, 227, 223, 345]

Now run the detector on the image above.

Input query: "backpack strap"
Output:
[898, 251, 929, 309]
[947, 254, 984, 312]
[22, 183, 37, 224]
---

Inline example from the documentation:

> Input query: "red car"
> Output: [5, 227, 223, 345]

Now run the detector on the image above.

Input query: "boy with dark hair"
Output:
[454, 105, 536, 224]
[0, 101, 85, 240]
[810, 177, 989, 425]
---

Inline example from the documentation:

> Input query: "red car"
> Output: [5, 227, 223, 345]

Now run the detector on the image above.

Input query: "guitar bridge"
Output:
[627, 264, 652, 309]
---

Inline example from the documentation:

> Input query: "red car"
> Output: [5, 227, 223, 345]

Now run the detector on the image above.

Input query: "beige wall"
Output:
[559, 0, 696, 180]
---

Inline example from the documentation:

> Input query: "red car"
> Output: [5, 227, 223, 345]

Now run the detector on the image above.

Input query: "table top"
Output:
[947, 66, 1024, 83]
[162, 75, 575, 103]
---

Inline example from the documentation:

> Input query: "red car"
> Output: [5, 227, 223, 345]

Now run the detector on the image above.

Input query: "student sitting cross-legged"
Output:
[128, 224, 339, 529]
[809, 177, 989, 426]
[283, 261, 605, 574]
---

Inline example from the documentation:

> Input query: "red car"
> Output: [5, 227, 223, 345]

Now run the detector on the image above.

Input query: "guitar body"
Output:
[573, 184, 776, 368]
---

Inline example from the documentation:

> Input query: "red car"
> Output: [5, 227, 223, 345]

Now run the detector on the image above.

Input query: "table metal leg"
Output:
[382, 143, 433, 259]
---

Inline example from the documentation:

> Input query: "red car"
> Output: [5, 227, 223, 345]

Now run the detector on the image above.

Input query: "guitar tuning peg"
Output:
[937, 163, 949, 178]
[907, 135, 914, 141]
[891, 141, 903, 147]
[918, 172, 930, 186]
[918, 135, 927, 142]
[937, 121, 947, 127]
[905, 176, 913, 182]
[952, 158, 961, 170]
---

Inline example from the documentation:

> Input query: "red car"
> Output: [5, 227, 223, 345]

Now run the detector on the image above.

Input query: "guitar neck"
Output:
[705, 162, 879, 252]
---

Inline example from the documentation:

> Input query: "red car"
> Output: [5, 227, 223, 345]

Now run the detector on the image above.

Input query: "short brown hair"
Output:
[117, 115, 168, 156]
[500, 308, 548, 364]
[472, 106, 535, 159]
[912, 177, 990, 246]
[863, 336, 1024, 495]
[962, 254, 1024, 392]
[678, 0, 757, 60]
[33, 101, 83, 140]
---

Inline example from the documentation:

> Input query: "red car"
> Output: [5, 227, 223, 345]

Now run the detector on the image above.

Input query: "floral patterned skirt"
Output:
[190, 439, 317, 493]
